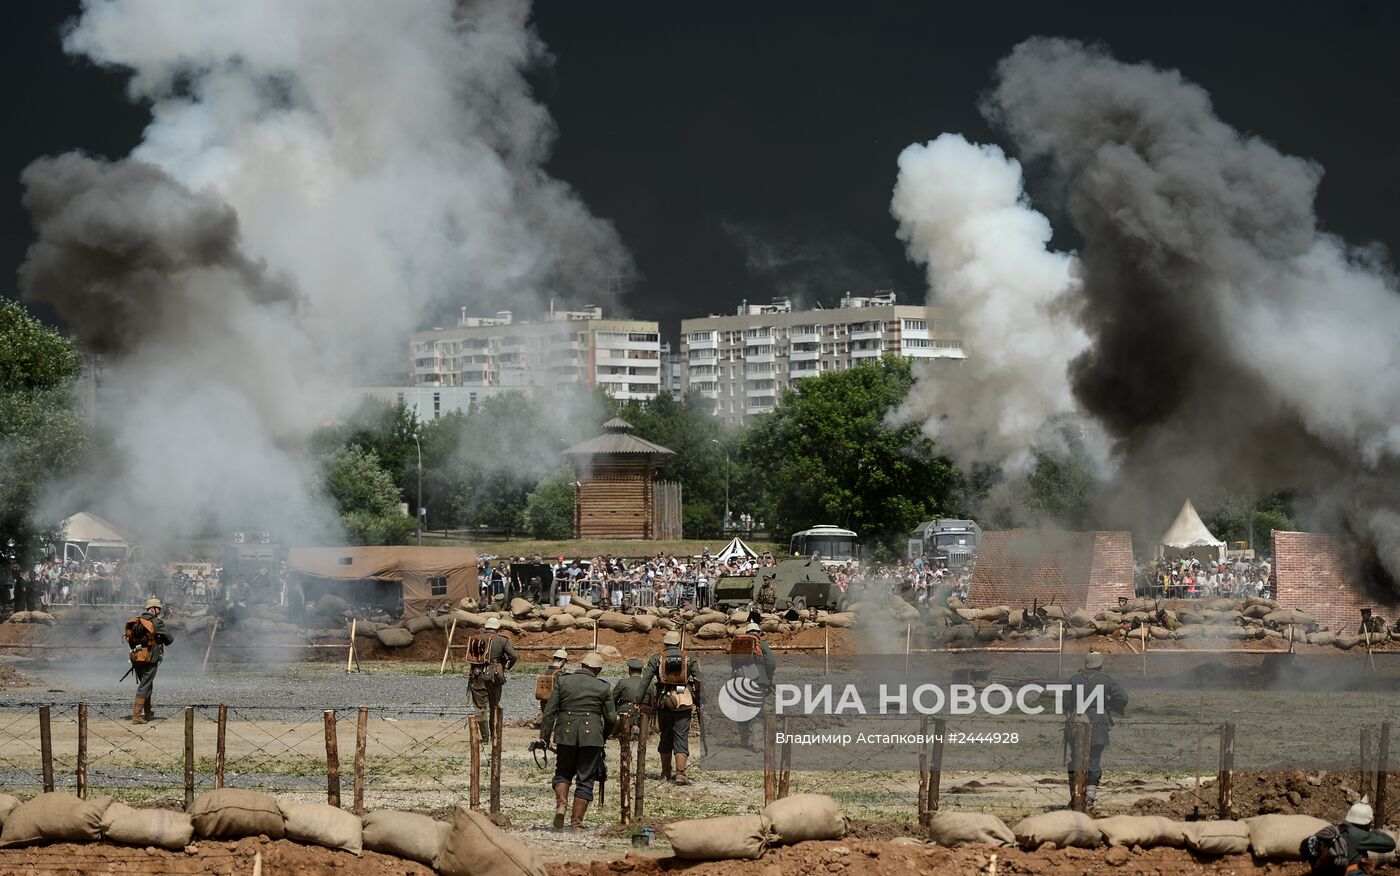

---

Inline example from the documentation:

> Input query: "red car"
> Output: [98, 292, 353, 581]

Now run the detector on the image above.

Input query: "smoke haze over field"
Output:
[17, 0, 631, 541]
[895, 38, 1400, 581]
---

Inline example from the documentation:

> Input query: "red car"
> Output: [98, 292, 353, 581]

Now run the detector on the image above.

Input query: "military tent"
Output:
[1156, 499, 1226, 562]
[287, 547, 478, 616]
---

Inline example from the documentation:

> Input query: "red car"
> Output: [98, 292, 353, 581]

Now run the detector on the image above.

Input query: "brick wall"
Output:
[1272, 530, 1397, 633]
[968, 529, 1134, 610]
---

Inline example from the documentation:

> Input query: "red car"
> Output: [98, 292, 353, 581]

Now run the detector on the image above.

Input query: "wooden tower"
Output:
[564, 417, 680, 540]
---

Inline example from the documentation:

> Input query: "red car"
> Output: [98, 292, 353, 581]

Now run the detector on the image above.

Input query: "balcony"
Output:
[850, 328, 884, 342]
[745, 349, 775, 364]
[790, 349, 820, 362]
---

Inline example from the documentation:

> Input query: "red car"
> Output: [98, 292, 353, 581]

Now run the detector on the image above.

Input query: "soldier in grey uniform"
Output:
[468, 617, 517, 747]
[640, 630, 701, 784]
[1066, 651, 1128, 808]
[611, 657, 649, 731]
[131, 597, 174, 724]
[536, 650, 617, 831]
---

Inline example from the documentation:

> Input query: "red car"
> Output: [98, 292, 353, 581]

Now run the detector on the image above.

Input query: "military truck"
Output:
[711, 558, 843, 611]
[908, 519, 981, 567]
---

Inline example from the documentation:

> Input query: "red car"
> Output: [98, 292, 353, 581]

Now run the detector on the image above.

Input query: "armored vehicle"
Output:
[711, 557, 842, 611]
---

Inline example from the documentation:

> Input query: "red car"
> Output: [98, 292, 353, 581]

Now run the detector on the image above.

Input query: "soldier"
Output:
[1066, 651, 1128, 808]
[757, 574, 777, 614]
[535, 651, 617, 831]
[466, 617, 517, 747]
[125, 598, 174, 724]
[534, 648, 570, 723]
[729, 622, 776, 750]
[1302, 801, 1396, 874]
[611, 657, 649, 731]
[640, 630, 701, 785]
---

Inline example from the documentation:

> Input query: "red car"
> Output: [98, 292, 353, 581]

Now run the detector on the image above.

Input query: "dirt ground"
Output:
[1133, 769, 1363, 820]
[0, 836, 434, 876]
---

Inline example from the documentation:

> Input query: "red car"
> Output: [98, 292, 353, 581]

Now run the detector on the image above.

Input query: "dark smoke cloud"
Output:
[980, 38, 1400, 581]
[20, 154, 295, 356]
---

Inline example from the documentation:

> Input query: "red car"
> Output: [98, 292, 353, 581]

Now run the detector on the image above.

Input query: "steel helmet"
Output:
[662, 631, 682, 646]
[484, 617, 501, 630]
[1347, 802, 1375, 825]
[552, 648, 569, 660]
[581, 651, 604, 670]
[145, 598, 163, 611]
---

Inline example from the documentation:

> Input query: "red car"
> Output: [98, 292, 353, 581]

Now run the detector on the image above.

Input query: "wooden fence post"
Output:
[324, 710, 341, 808]
[469, 719, 481, 810]
[489, 707, 502, 816]
[618, 721, 632, 826]
[1217, 723, 1235, 820]
[38, 706, 53, 793]
[439, 618, 458, 675]
[1376, 721, 1391, 826]
[634, 715, 648, 821]
[763, 712, 777, 806]
[202, 618, 219, 673]
[215, 705, 227, 789]
[917, 715, 930, 826]
[184, 707, 195, 811]
[354, 707, 369, 815]
[76, 704, 87, 800]
[1069, 721, 1091, 813]
[928, 718, 946, 815]
[1362, 728, 1374, 803]
[778, 715, 792, 799]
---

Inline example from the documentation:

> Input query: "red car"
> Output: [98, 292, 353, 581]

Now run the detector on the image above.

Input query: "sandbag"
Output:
[824, 612, 856, 628]
[509, 598, 534, 618]
[279, 802, 362, 855]
[1264, 609, 1315, 626]
[1042, 605, 1065, 620]
[570, 596, 595, 611]
[695, 622, 729, 639]
[1095, 815, 1184, 848]
[0, 792, 111, 847]
[102, 803, 193, 849]
[0, 794, 19, 826]
[926, 811, 1015, 847]
[437, 804, 547, 876]
[544, 614, 577, 632]
[762, 794, 845, 845]
[1182, 820, 1250, 855]
[190, 789, 285, 840]
[405, 615, 436, 634]
[1150, 626, 1175, 640]
[521, 620, 545, 633]
[729, 609, 750, 624]
[597, 612, 635, 633]
[1308, 631, 1335, 646]
[1334, 634, 1362, 650]
[563, 604, 587, 618]
[665, 814, 772, 860]
[1245, 814, 1329, 859]
[1013, 811, 1102, 849]
[362, 810, 451, 867]
[376, 627, 414, 648]
[575, 618, 596, 631]
[631, 614, 656, 633]
[585, 608, 604, 619]
[1069, 609, 1097, 628]
[349, 620, 380, 638]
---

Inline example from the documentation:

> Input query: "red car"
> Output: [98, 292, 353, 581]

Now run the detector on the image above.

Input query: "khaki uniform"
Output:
[468, 633, 517, 745]
[541, 671, 617, 801]
[640, 646, 700, 755]
[757, 580, 777, 613]
[134, 611, 174, 702]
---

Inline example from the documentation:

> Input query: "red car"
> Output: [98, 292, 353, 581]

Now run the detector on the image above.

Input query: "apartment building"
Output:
[408, 306, 662, 403]
[679, 291, 963, 424]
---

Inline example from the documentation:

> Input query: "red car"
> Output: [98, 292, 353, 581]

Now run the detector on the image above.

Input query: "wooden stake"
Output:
[1057, 621, 1064, 678]
[778, 715, 791, 799]
[917, 715, 930, 826]
[252, 850, 263, 876]
[634, 713, 647, 821]
[439, 618, 458, 674]
[354, 707, 368, 815]
[1069, 721, 1091, 813]
[202, 618, 219, 673]
[1362, 728, 1374, 803]
[76, 704, 87, 800]
[1193, 695, 1204, 809]
[1377, 721, 1391, 825]
[346, 620, 358, 674]
[489, 706, 502, 816]
[184, 707, 195, 811]
[1217, 723, 1235, 820]
[216, 705, 227, 789]
[468, 718, 481, 810]
[324, 709, 341, 808]
[1141, 624, 1148, 677]
[905, 624, 911, 674]
[928, 717, 945, 815]
[619, 720, 632, 826]
[824, 624, 830, 676]
[763, 711, 776, 806]
[39, 705, 53, 793]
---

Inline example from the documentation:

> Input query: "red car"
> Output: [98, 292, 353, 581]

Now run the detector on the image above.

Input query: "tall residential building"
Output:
[408, 306, 662, 403]
[658, 341, 683, 397]
[679, 291, 964, 424]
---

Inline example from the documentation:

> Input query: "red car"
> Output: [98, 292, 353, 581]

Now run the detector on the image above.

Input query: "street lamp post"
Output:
[711, 439, 729, 533]
[414, 431, 423, 546]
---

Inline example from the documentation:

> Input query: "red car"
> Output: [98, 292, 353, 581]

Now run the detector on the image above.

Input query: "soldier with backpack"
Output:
[533, 648, 570, 723]
[533, 650, 617, 831]
[728, 621, 776, 750]
[1065, 651, 1128, 809]
[1304, 801, 1396, 874]
[466, 617, 517, 747]
[640, 630, 701, 784]
[124, 597, 174, 725]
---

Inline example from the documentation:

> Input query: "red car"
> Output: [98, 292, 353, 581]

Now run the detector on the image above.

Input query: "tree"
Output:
[1205, 490, 1297, 552]
[0, 300, 87, 563]
[321, 444, 416, 545]
[737, 358, 959, 551]
[1020, 427, 1098, 530]
[522, 467, 576, 539]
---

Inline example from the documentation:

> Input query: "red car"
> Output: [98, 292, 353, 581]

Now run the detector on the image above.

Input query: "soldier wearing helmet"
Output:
[535, 650, 617, 831]
[127, 598, 174, 725]
[640, 630, 701, 784]
[466, 616, 517, 747]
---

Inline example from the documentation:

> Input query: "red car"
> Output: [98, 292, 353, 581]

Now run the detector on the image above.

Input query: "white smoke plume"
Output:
[890, 133, 1088, 474]
[19, 0, 631, 541]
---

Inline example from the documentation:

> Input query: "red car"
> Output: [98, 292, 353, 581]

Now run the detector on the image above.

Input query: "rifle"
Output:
[597, 756, 607, 807]
[693, 676, 709, 756]
[117, 664, 134, 684]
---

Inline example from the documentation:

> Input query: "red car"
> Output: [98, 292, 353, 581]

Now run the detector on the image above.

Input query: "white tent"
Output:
[1156, 499, 1225, 561]
[714, 536, 758, 563]
[61, 512, 138, 562]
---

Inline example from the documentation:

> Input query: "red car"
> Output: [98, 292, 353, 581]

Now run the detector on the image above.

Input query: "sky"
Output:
[4, 1, 1399, 340]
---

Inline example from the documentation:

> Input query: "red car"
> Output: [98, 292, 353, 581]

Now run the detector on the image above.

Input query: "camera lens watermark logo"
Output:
[717, 677, 766, 723]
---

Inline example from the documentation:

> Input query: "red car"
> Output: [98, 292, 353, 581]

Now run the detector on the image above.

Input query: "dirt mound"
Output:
[0, 663, 35, 689]
[547, 839, 1296, 875]
[0, 836, 432, 875]
[1131, 770, 1359, 820]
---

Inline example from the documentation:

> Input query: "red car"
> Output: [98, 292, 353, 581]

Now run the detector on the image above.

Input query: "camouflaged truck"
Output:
[711, 558, 844, 611]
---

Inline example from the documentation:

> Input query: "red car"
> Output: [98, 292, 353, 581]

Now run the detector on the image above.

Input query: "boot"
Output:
[143, 697, 155, 722]
[674, 753, 691, 786]
[552, 782, 569, 831]
[659, 753, 673, 782]
[569, 796, 589, 832]
[1086, 784, 1099, 809]
[131, 697, 148, 725]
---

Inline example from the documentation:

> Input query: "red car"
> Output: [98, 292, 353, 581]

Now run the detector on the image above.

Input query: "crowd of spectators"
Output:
[1135, 552, 1273, 599]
